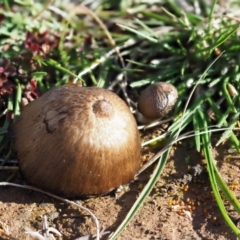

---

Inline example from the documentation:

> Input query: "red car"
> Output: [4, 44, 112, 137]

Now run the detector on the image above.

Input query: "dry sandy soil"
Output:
[0, 130, 239, 240]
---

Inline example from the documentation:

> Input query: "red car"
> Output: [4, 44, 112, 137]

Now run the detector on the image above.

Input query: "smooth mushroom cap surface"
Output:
[12, 85, 141, 197]
[137, 82, 178, 121]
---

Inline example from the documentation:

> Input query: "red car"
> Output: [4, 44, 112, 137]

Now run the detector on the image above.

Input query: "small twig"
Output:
[0, 182, 100, 240]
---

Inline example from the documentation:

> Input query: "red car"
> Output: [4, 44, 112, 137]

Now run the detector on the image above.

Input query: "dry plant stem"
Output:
[138, 117, 174, 130]
[110, 72, 133, 110]
[0, 182, 100, 240]
[0, 166, 18, 170]
[73, 38, 136, 82]
[33, 0, 54, 20]
[107, 50, 139, 91]
[74, 5, 126, 71]
[225, 14, 240, 22]
[71, 4, 132, 107]
[73, 47, 117, 82]
[71, 4, 122, 61]
[141, 132, 170, 147]
[72, 5, 115, 45]
[108, 59, 138, 110]
[0, 159, 18, 163]
[226, 155, 240, 159]
[48, 5, 70, 18]
[137, 126, 240, 175]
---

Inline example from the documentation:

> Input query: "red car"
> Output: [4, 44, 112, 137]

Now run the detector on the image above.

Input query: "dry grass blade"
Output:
[70, 4, 132, 107]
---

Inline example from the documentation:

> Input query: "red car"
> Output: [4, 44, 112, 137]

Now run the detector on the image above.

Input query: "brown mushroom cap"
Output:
[137, 82, 178, 121]
[12, 85, 141, 197]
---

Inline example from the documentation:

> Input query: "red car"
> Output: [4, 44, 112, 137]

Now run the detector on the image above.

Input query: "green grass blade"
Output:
[208, 0, 218, 27]
[44, 59, 80, 79]
[109, 149, 171, 240]
[117, 23, 158, 43]
[193, 111, 201, 152]
[215, 167, 240, 214]
[14, 82, 22, 118]
[204, 24, 239, 54]
[207, 97, 240, 151]
[216, 112, 240, 147]
[197, 108, 240, 238]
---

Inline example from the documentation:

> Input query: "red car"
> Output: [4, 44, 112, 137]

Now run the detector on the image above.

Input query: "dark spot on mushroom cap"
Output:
[12, 85, 141, 197]
[138, 82, 178, 120]
[92, 99, 113, 118]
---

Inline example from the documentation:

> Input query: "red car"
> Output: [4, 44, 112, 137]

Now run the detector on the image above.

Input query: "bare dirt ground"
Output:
[0, 131, 239, 240]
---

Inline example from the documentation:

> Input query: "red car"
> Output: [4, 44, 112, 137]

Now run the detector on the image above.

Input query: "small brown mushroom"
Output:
[12, 85, 141, 197]
[137, 82, 178, 123]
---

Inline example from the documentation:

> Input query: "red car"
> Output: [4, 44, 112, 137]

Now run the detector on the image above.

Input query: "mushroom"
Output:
[137, 82, 178, 123]
[12, 85, 141, 197]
